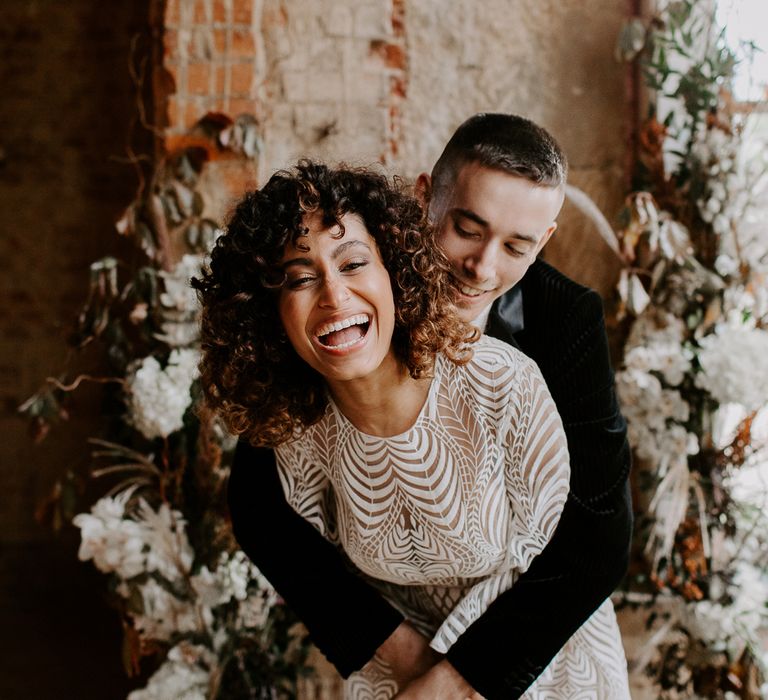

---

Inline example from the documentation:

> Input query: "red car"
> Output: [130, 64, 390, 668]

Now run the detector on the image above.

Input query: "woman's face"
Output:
[278, 211, 397, 386]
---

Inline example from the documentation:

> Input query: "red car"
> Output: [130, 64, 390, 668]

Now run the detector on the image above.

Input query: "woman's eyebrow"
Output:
[282, 256, 312, 269]
[283, 240, 371, 268]
[332, 239, 371, 259]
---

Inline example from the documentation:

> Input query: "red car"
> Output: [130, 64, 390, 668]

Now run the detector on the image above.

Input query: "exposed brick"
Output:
[213, 0, 227, 23]
[215, 65, 227, 95]
[232, 0, 252, 25]
[231, 28, 255, 58]
[230, 61, 254, 95]
[369, 40, 406, 70]
[392, 0, 405, 36]
[229, 97, 258, 117]
[191, 26, 215, 60]
[187, 61, 211, 95]
[213, 27, 228, 55]
[390, 74, 407, 99]
[163, 28, 178, 60]
[194, 0, 209, 24]
[185, 98, 204, 127]
[165, 0, 180, 25]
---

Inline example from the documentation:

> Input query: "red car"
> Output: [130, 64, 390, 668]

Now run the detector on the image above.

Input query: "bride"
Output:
[193, 160, 629, 699]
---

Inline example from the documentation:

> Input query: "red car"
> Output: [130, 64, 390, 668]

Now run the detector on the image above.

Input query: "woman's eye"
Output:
[341, 259, 368, 272]
[286, 275, 315, 289]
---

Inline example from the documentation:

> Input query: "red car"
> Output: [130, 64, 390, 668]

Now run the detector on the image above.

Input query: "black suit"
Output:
[227, 259, 632, 699]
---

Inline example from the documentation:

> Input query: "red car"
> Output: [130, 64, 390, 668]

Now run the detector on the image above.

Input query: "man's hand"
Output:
[374, 621, 441, 688]
[393, 660, 484, 700]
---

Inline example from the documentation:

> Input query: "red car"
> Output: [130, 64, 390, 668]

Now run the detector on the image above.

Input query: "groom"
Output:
[228, 113, 632, 699]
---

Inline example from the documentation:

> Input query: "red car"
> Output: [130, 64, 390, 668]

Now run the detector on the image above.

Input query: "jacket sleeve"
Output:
[227, 440, 404, 677]
[445, 290, 632, 699]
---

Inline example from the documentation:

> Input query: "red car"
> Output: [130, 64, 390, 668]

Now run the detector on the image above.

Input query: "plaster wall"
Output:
[163, 2, 628, 295]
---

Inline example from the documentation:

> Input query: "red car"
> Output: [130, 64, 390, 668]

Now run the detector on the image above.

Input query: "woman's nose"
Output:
[318, 274, 350, 307]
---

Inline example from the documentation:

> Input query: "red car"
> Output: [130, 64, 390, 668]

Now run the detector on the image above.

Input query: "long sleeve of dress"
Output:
[227, 441, 403, 677]
[227, 270, 632, 696]
[430, 359, 570, 653]
[444, 287, 632, 699]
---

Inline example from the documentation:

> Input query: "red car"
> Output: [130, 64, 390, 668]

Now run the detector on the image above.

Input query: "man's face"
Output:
[431, 162, 563, 322]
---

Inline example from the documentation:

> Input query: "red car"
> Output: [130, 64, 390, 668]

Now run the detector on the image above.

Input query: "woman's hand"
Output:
[375, 621, 442, 688]
[393, 659, 484, 699]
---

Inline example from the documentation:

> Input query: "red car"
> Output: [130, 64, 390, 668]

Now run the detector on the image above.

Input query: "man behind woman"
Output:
[204, 114, 633, 699]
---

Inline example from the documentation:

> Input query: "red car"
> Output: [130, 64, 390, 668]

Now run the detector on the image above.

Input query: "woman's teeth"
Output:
[315, 314, 370, 337]
[316, 314, 371, 348]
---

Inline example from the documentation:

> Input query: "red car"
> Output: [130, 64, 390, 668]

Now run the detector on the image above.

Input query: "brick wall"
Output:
[156, 0, 628, 294]
[159, 0, 408, 175]
[2, 2, 631, 697]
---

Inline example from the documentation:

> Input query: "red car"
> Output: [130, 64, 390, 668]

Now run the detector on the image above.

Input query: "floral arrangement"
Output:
[615, 1, 768, 697]
[20, 115, 312, 699]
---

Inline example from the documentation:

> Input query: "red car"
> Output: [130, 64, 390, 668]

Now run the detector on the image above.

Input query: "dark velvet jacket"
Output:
[227, 259, 632, 699]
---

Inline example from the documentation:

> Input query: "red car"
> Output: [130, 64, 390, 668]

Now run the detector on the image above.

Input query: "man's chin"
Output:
[455, 295, 492, 322]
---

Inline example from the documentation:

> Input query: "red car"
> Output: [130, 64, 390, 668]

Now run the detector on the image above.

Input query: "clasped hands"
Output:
[376, 621, 485, 700]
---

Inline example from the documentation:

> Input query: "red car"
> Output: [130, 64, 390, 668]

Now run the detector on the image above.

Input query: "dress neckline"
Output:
[326, 353, 446, 440]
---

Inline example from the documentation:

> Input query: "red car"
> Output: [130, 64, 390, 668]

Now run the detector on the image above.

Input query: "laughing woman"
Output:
[193, 161, 629, 699]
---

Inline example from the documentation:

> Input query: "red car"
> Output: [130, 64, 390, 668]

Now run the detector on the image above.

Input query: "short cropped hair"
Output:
[431, 113, 568, 199]
[193, 160, 475, 448]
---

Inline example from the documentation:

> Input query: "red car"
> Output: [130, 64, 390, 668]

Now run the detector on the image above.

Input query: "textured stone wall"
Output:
[394, 0, 629, 295]
[160, 0, 628, 293]
[1, 1, 631, 697]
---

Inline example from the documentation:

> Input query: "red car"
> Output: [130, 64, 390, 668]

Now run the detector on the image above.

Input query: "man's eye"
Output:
[505, 245, 525, 258]
[455, 223, 479, 238]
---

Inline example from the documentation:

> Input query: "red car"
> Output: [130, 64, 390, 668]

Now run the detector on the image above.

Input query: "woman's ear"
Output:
[414, 172, 431, 208]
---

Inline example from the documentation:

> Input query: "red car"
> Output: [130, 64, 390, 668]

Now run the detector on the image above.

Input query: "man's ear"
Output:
[537, 222, 558, 254]
[414, 172, 431, 208]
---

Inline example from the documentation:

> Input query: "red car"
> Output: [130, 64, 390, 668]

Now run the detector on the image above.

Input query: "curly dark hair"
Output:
[193, 160, 476, 448]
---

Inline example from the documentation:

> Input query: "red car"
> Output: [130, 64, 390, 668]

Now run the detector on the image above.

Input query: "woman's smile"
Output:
[314, 313, 372, 351]
[278, 211, 396, 385]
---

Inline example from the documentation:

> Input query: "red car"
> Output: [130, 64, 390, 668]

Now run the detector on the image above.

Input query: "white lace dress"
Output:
[275, 335, 630, 699]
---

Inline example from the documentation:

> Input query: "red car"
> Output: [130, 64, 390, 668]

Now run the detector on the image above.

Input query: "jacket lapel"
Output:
[486, 285, 524, 350]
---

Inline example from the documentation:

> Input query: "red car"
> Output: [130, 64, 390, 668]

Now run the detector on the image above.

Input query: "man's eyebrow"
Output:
[452, 208, 538, 244]
[282, 239, 371, 268]
[453, 208, 488, 228]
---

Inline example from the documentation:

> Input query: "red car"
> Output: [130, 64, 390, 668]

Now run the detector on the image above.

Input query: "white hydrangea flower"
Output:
[695, 326, 768, 410]
[191, 551, 271, 609]
[132, 578, 202, 641]
[73, 492, 146, 579]
[127, 642, 213, 700]
[74, 494, 196, 589]
[126, 348, 200, 439]
[136, 499, 194, 581]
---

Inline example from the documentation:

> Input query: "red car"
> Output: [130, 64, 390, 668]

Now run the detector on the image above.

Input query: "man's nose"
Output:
[465, 244, 497, 282]
[318, 273, 350, 307]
